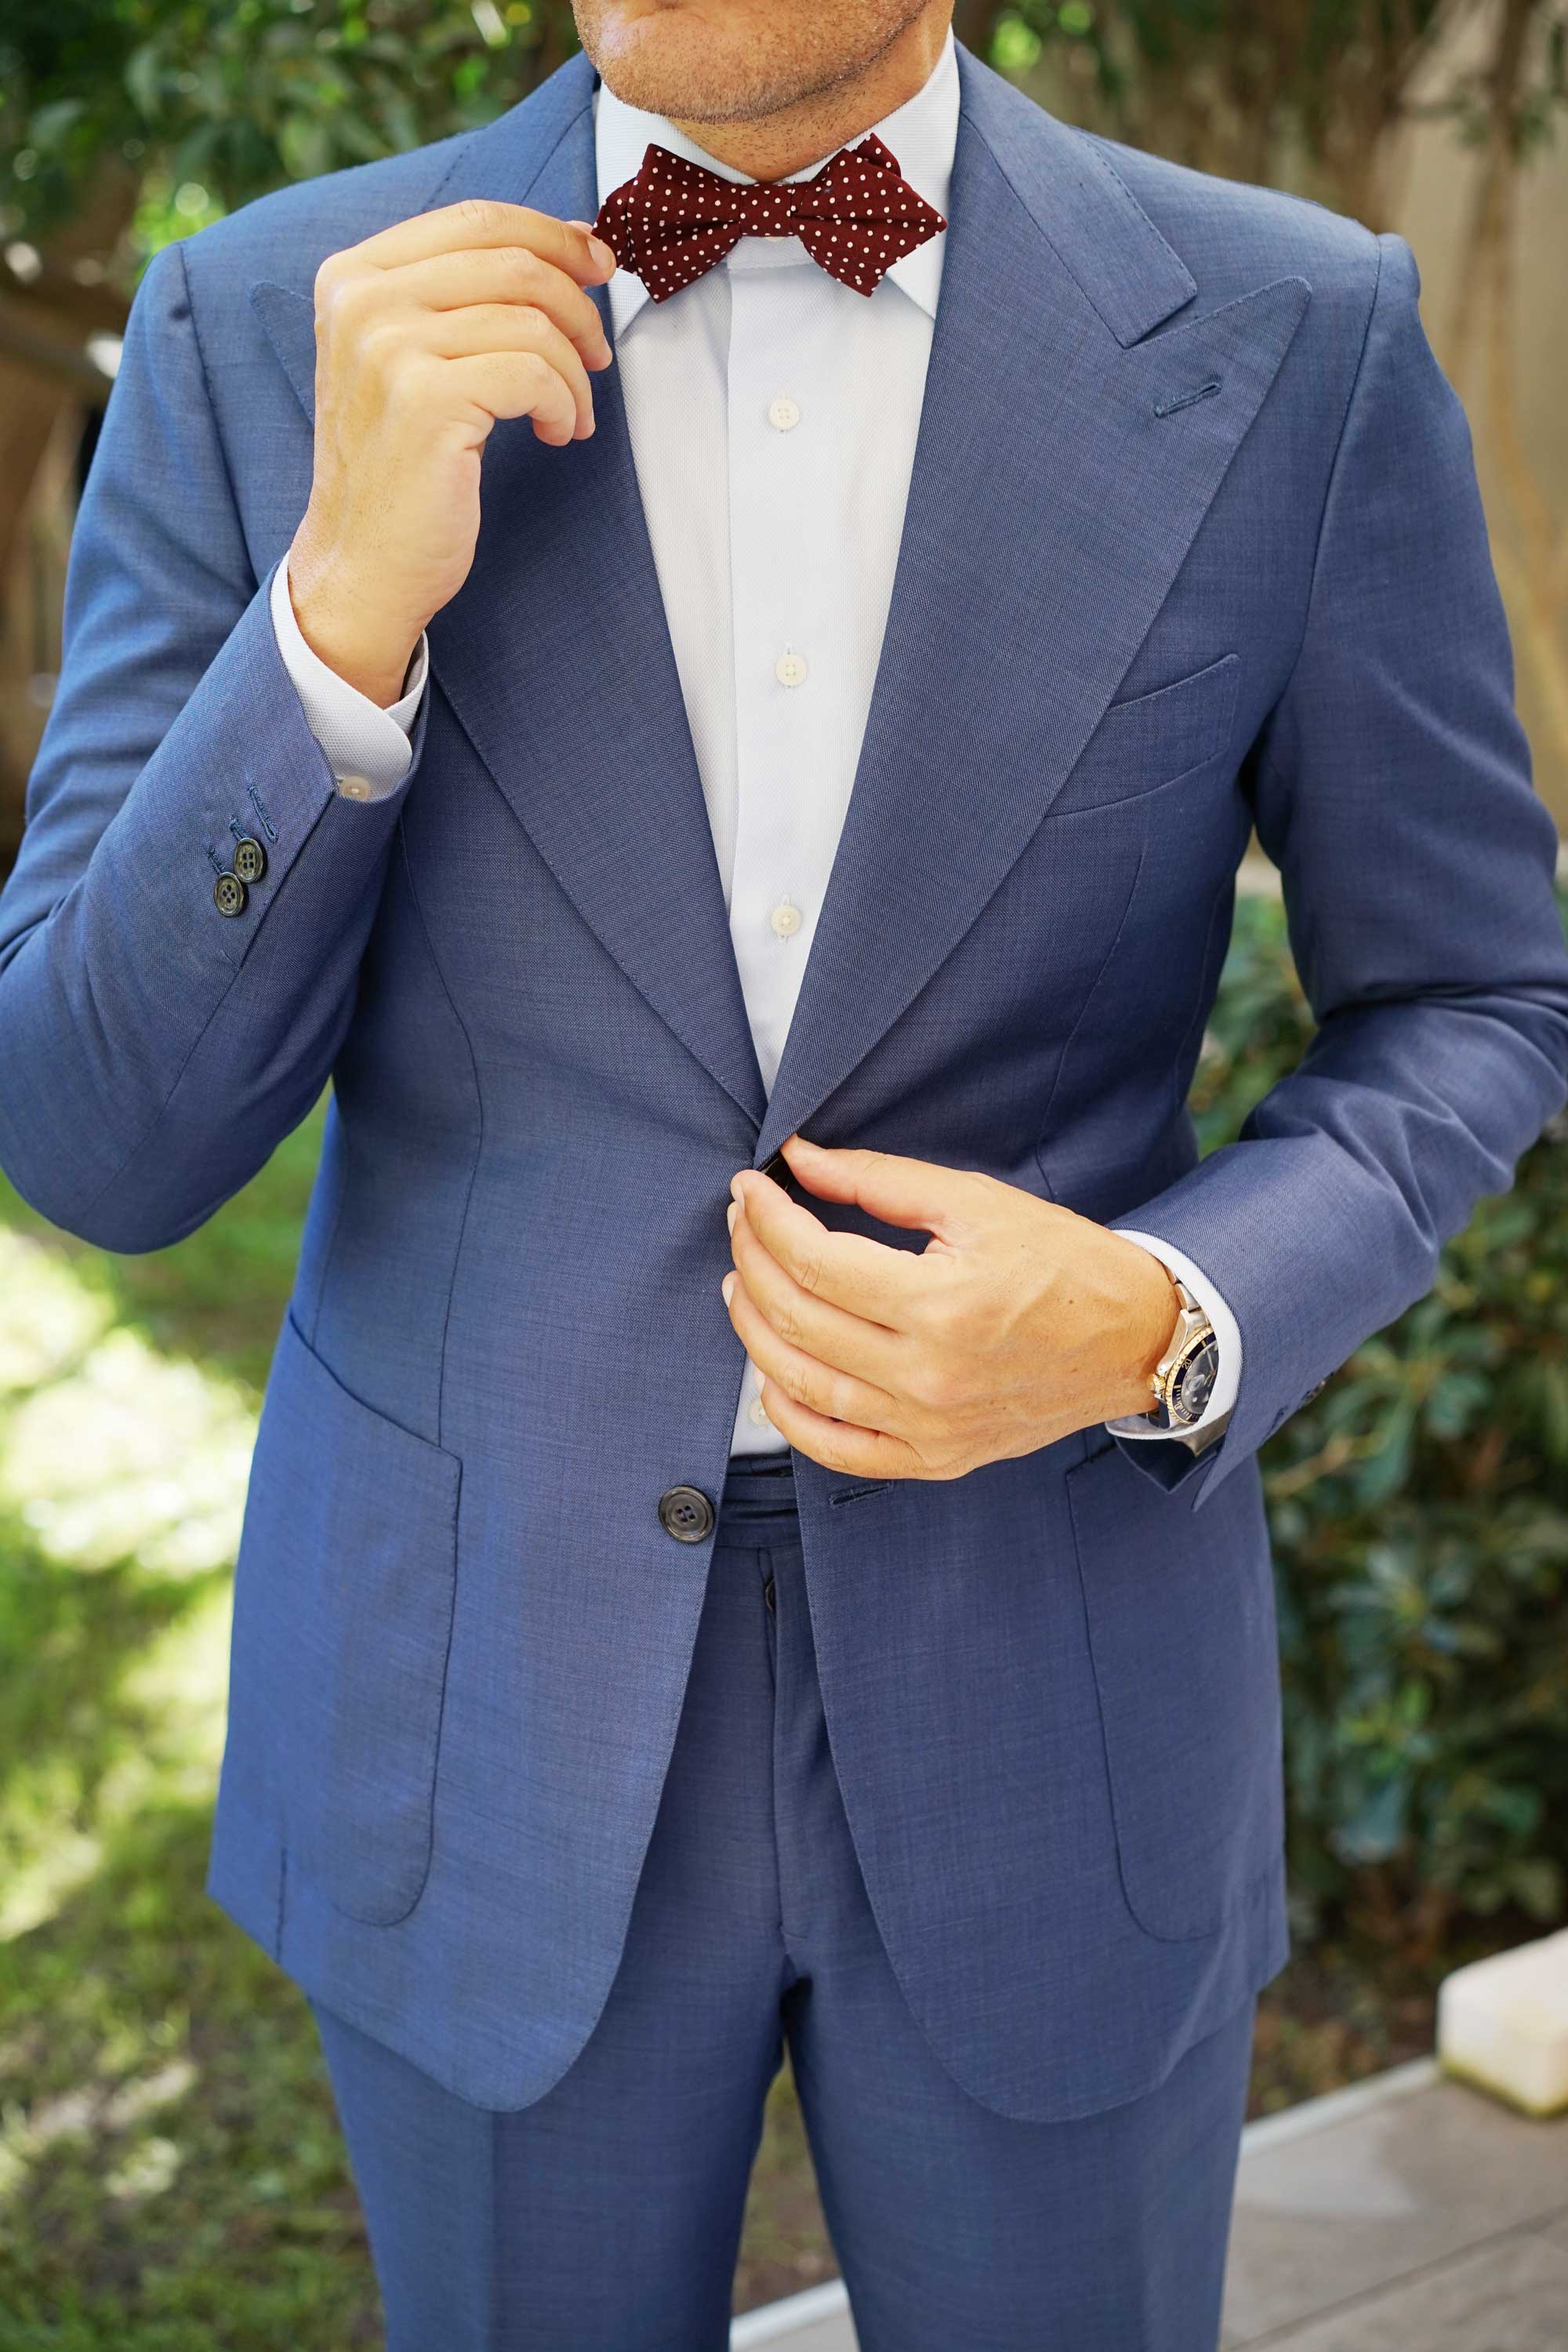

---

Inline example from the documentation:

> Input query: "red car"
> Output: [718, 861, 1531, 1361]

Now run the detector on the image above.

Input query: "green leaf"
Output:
[1332, 1773, 1411, 1864]
[124, 41, 166, 122]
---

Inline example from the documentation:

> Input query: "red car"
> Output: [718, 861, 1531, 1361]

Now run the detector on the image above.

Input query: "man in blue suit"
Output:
[3, 0, 1566, 2339]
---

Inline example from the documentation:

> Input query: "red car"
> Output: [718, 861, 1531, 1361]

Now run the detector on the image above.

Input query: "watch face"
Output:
[1171, 1335, 1221, 1424]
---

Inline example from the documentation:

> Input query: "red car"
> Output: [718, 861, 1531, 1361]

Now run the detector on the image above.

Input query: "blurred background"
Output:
[0, 3, 1565, 2345]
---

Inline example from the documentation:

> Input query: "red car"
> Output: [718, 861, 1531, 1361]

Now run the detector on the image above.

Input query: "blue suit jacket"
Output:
[3, 40, 1566, 2122]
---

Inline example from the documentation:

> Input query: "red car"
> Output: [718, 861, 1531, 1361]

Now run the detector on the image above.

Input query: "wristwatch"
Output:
[1143, 1277, 1221, 1432]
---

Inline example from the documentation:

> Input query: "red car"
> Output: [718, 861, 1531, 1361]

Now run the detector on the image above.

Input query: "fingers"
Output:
[727, 1198, 909, 1388]
[740, 1376, 920, 1483]
[445, 348, 583, 444]
[370, 245, 614, 372]
[721, 1265, 906, 1437]
[778, 1132, 989, 1243]
[310, 205, 619, 459]
[417, 303, 598, 438]
[730, 1167, 927, 1326]
[333, 197, 617, 287]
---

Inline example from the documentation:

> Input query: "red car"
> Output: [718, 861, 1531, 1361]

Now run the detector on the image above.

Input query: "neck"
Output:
[667, 5, 949, 182]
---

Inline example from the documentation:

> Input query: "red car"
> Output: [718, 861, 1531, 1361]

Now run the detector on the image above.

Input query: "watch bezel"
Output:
[1145, 1279, 1218, 1430]
[1166, 1329, 1221, 1425]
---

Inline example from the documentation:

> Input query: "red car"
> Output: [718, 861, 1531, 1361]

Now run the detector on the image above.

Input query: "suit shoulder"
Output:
[1077, 130, 1381, 308]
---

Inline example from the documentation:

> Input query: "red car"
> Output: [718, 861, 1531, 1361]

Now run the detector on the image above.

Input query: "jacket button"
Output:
[213, 869, 248, 917]
[658, 1485, 714, 1543]
[232, 836, 268, 885]
[759, 1147, 805, 1202]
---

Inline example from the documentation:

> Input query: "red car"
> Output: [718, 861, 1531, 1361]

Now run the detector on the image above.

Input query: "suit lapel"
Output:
[752, 48, 1310, 1164]
[251, 48, 771, 1134]
[251, 43, 1311, 1165]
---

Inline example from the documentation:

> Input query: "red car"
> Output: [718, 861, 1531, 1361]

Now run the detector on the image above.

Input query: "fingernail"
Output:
[721, 1274, 736, 1305]
[730, 1175, 746, 1204]
[590, 235, 616, 271]
[726, 1203, 738, 1233]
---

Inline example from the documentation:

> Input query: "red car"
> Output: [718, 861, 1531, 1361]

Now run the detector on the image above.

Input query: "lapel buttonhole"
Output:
[1154, 376, 1224, 419]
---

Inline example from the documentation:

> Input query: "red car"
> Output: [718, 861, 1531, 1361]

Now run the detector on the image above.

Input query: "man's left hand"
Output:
[721, 1133, 1182, 1480]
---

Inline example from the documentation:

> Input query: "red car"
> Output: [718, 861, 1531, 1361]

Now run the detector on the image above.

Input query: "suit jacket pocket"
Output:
[1065, 1436, 1282, 1942]
[1052, 653, 1240, 818]
[233, 1308, 461, 1926]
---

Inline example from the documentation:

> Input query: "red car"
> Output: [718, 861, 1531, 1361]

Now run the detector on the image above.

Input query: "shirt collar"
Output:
[593, 23, 956, 336]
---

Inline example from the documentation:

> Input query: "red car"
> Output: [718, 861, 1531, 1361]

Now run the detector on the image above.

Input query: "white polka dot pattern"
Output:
[592, 132, 947, 304]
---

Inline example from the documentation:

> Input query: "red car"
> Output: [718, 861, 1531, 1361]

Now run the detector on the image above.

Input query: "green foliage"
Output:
[1201, 892, 1568, 1945]
[982, 0, 1457, 143]
[0, 1104, 377, 2343]
[1, 0, 580, 271]
[0, 1807, 376, 2349]
[978, 0, 1567, 227]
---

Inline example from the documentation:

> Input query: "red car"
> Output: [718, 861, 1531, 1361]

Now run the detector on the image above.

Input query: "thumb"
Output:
[779, 1134, 981, 1240]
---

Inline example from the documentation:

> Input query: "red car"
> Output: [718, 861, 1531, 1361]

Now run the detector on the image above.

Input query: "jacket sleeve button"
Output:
[232, 836, 268, 885]
[213, 869, 249, 917]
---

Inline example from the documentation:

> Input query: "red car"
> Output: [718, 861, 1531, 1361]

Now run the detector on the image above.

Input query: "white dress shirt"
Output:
[270, 23, 1240, 1457]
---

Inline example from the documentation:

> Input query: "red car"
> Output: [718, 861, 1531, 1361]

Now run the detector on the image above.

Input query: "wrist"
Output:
[287, 528, 425, 708]
[1106, 1240, 1181, 1421]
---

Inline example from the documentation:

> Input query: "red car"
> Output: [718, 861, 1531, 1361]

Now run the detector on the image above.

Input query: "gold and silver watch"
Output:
[1143, 1277, 1221, 1432]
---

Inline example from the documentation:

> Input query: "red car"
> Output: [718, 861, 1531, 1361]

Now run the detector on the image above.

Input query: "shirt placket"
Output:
[724, 257, 835, 1102]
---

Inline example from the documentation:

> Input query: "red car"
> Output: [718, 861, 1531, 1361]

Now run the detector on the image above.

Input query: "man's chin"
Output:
[583, 3, 800, 123]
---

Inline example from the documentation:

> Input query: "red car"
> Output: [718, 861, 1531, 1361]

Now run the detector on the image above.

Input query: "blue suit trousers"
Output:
[310, 1454, 1256, 2352]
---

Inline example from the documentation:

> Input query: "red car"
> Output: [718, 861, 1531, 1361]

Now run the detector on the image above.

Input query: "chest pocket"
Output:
[1052, 652, 1240, 819]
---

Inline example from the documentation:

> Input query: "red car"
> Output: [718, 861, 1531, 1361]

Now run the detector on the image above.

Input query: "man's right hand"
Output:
[286, 200, 619, 706]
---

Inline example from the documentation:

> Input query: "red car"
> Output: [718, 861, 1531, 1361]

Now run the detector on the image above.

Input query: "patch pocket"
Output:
[1052, 652, 1240, 818]
[237, 1308, 461, 1926]
[1065, 1436, 1282, 1942]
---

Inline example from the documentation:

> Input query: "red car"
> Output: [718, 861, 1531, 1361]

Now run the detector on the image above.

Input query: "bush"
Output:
[1203, 892, 1568, 1955]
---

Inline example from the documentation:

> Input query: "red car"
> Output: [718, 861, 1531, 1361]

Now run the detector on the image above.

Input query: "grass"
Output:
[0, 1094, 1460, 2346]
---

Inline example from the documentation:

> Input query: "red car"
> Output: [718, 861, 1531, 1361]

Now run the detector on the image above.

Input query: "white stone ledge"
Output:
[1439, 1928, 1568, 2118]
[731, 2279, 852, 2350]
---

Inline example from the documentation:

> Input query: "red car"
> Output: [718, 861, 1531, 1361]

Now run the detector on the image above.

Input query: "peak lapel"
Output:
[752, 49, 1311, 1167]
[250, 49, 769, 1134]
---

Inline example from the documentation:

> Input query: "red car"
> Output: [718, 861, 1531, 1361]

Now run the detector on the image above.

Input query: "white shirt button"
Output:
[748, 1393, 771, 1426]
[774, 652, 808, 688]
[768, 394, 801, 433]
[338, 775, 372, 800]
[770, 898, 804, 940]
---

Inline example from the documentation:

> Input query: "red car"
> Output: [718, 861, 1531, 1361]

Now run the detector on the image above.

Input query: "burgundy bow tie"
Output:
[592, 132, 947, 304]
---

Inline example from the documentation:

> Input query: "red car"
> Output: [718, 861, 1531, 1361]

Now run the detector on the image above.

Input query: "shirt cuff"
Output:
[270, 554, 428, 801]
[1102, 1229, 1242, 1442]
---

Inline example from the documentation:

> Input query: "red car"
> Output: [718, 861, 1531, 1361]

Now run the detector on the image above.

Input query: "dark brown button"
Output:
[759, 1147, 807, 1203]
[232, 835, 268, 885]
[213, 869, 248, 917]
[657, 1485, 714, 1544]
